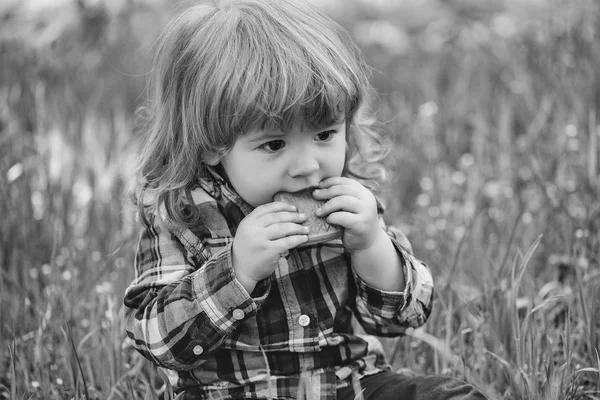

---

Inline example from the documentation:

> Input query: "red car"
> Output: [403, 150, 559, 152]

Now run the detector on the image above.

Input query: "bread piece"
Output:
[274, 188, 342, 245]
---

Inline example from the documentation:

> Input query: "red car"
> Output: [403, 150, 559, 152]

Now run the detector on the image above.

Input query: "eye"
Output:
[258, 140, 285, 153]
[316, 130, 336, 142]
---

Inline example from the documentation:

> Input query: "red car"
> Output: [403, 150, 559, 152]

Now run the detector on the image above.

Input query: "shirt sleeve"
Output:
[352, 218, 434, 337]
[123, 216, 270, 371]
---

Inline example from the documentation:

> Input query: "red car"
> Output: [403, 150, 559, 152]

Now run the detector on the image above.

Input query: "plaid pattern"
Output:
[124, 168, 434, 399]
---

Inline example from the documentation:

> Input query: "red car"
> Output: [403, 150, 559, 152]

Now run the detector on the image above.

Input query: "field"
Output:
[1, 0, 599, 399]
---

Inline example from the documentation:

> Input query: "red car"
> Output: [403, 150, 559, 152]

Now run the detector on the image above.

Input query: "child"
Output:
[124, 1, 488, 399]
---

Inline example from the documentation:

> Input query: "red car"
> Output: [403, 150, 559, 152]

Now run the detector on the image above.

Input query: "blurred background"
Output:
[1, 0, 599, 399]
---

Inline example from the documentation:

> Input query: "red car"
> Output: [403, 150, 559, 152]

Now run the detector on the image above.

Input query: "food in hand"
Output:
[274, 188, 342, 245]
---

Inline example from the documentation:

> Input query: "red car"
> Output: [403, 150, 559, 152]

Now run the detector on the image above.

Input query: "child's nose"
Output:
[288, 148, 320, 178]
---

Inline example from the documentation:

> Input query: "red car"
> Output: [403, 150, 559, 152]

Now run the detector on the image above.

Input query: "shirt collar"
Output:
[198, 165, 254, 217]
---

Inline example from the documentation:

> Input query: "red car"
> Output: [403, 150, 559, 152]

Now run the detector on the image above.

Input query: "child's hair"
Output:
[132, 0, 391, 227]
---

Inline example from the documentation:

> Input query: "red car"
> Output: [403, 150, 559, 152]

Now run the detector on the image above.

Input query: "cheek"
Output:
[335, 140, 348, 171]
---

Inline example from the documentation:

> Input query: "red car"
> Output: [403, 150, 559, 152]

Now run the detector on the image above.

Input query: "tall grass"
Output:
[1, 0, 599, 399]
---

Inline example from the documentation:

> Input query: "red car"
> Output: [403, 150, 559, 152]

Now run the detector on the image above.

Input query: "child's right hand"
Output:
[232, 202, 309, 292]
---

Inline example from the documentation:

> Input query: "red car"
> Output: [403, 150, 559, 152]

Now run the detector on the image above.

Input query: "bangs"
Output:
[228, 28, 359, 133]
[196, 1, 368, 146]
[248, 74, 351, 134]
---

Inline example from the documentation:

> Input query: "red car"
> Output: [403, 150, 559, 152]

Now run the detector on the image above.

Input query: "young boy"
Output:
[124, 1, 488, 399]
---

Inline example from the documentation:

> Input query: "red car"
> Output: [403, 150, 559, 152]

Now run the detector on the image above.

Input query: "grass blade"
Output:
[64, 323, 89, 400]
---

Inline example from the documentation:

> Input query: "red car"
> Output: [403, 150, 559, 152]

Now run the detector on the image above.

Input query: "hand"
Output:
[232, 202, 309, 290]
[313, 177, 382, 252]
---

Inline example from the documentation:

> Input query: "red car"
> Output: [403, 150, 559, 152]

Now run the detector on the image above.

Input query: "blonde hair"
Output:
[132, 0, 390, 227]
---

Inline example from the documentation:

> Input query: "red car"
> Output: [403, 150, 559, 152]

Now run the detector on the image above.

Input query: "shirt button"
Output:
[298, 314, 311, 327]
[232, 309, 245, 320]
[193, 345, 203, 355]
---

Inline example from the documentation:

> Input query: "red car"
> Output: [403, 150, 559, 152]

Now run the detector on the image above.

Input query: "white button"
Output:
[298, 314, 310, 327]
[232, 309, 245, 320]
[193, 345, 203, 355]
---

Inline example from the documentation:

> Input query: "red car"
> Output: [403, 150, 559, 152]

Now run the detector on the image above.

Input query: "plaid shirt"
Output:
[124, 168, 434, 399]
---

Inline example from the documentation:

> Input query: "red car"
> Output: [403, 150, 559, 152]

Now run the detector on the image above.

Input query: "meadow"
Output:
[0, 0, 599, 399]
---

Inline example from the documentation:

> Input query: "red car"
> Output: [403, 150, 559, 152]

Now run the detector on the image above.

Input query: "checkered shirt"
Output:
[124, 168, 434, 399]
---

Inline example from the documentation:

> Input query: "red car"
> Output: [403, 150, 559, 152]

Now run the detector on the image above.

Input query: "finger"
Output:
[271, 234, 309, 251]
[252, 201, 298, 217]
[318, 176, 358, 188]
[261, 211, 307, 227]
[312, 184, 363, 201]
[325, 211, 360, 228]
[316, 195, 362, 217]
[266, 222, 310, 240]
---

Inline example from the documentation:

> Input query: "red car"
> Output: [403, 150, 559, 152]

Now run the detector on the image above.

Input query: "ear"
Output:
[202, 150, 221, 166]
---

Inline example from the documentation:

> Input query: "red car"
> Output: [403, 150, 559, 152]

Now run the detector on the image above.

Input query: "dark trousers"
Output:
[336, 371, 489, 400]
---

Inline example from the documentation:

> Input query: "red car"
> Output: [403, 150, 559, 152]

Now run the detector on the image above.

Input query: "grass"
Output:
[1, 0, 599, 399]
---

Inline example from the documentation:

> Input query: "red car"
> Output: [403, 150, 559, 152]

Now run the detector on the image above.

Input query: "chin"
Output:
[249, 197, 272, 208]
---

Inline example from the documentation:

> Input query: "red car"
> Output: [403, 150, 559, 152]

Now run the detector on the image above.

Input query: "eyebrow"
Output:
[246, 130, 287, 143]
[245, 120, 346, 143]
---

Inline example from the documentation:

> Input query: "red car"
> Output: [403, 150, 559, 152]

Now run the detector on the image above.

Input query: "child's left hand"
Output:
[313, 177, 383, 252]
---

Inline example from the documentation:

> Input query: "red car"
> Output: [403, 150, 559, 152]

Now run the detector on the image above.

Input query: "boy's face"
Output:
[212, 120, 347, 208]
